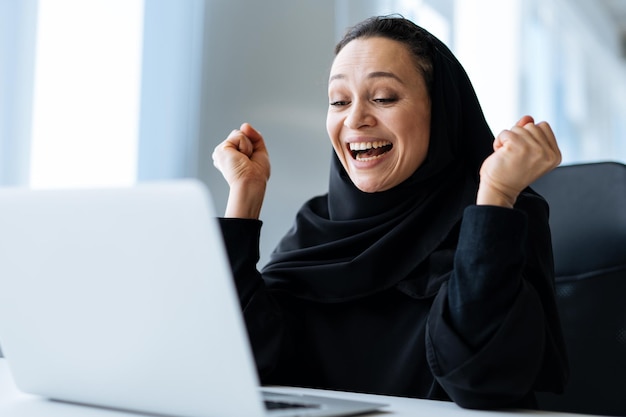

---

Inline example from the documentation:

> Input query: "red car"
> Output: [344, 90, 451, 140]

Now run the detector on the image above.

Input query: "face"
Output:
[326, 37, 431, 193]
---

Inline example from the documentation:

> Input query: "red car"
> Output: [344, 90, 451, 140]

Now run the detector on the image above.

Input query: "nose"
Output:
[344, 100, 375, 129]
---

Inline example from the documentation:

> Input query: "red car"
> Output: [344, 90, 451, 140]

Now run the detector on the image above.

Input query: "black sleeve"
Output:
[425, 195, 568, 409]
[218, 218, 287, 380]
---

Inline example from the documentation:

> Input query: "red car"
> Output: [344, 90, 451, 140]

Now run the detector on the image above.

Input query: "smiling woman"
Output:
[212, 15, 568, 412]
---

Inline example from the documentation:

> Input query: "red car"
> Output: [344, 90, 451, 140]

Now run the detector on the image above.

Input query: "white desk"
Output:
[0, 358, 590, 417]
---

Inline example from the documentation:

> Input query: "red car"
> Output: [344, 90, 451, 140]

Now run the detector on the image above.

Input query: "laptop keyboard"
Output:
[264, 400, 321, 410]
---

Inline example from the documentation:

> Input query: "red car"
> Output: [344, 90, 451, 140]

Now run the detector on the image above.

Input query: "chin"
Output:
[352, 179, 388, 194]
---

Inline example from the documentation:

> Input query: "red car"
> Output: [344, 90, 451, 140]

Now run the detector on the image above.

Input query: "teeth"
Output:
[356, 154, 382, 162]
[349, 140, 391, 151]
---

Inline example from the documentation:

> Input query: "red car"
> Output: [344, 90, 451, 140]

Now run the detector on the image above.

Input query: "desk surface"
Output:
[0, 358, 591, 417]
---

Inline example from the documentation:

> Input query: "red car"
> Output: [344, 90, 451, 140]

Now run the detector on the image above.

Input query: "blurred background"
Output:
[1, 0, 625, 266]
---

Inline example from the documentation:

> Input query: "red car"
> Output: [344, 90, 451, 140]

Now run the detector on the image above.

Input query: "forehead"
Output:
[329, 37, 419, 81]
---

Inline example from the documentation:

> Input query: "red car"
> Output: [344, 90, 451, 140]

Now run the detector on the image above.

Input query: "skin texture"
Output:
[478, 114, 562, 207]
[326, 37, 431, 193]
[212, 37, 562, 218]
[212, 122, 269, 219]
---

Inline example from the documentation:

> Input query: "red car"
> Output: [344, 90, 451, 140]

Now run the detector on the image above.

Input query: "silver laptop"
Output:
[0, 180, 385, 417]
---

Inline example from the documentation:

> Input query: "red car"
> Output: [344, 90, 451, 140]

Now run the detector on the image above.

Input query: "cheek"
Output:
[326, 112, 343, 152]
[409, 127, 430, 169]
[398, 114, 430, 170]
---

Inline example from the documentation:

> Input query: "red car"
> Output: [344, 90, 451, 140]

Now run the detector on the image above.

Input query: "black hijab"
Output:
[262, 17, 495, 302]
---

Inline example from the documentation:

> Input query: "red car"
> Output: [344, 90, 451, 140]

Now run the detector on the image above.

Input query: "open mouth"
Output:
[349, 140, 393, 161]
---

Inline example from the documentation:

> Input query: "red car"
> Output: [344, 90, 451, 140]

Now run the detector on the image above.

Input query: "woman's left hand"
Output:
[477, 115, 562, 208]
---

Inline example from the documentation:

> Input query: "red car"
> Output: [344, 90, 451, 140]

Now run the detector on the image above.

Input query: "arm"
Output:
[218, 218, 288, 380]
[214, 124, 287, 379]
[426, 199, 567, 409]
[425, 117, 567, 409]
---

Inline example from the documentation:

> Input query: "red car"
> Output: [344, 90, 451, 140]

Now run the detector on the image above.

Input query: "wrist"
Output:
[224, 180, 267, 219]
[476, 183, 516, 208]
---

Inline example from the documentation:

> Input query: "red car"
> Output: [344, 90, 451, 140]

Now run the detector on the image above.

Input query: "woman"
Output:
[212, 16, 568, 410]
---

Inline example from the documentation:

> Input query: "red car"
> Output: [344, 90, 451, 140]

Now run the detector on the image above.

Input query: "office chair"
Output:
[531, 161, 626, 416]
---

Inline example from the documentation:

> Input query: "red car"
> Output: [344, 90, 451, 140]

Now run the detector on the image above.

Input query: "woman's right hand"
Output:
[212, 123, 270, 219]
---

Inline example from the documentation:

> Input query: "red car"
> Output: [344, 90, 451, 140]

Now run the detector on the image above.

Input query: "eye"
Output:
[329, 100, 350, 107]
[373, 97, 397, 104]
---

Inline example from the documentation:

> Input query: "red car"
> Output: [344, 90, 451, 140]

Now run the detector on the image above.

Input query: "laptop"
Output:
[0, 180, 386, 417]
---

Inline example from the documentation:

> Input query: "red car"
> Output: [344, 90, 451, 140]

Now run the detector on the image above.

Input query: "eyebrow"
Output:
[329, 71, 404, 84]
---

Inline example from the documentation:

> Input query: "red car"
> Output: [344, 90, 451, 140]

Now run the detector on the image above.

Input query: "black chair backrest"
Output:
[531, 161, 626, 416]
